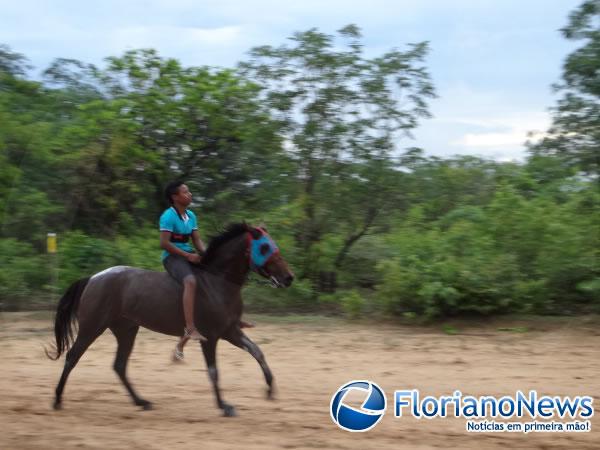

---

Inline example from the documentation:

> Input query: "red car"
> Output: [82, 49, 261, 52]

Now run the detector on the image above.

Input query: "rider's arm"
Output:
[191, 230, 207, 256]
[160, 231, 195, 260]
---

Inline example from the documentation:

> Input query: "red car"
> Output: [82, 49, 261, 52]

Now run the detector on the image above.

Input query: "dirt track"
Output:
[1, 313, 599, 449]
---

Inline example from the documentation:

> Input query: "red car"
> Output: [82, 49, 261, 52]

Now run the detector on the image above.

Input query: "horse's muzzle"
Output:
[269, 274, 294, 288]
[283, 274, 294, 287]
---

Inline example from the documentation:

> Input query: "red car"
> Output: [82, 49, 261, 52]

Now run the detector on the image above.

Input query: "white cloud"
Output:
[457, 130, 528, 147]
[109, 25, 243, 50]
[412, 81, 553, 161]
[0, 0, 578, 163]
[449, 112, 549, 149]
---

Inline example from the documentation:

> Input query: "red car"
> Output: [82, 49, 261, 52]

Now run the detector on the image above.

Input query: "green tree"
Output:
[99, 49, 289, 225]
[240, 25, 435, 283]
[39, 49, 289, 234]
[0, 46, 64, 244]
[0, 44, 30, 76]
[529, 0, 600, 175]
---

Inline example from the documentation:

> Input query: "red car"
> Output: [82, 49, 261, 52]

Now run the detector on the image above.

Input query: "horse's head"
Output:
[247, 226, 294, 288]
[202, 223, 294, 287]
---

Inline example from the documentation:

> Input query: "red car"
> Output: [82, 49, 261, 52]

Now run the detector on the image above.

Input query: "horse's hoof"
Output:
[223, 405, 237, 417]
[266, 385, 276, 400]
[53, 401, 62, 411]
[137, 400, 153, 411]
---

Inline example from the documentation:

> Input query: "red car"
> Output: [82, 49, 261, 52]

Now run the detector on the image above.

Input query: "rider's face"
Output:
[173, 184, 193, 207]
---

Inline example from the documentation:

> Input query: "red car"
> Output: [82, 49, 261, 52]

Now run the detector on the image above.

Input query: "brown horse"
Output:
[47, 223, 294, 417]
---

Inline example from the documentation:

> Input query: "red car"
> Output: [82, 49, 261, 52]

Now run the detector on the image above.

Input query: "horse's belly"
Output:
[121, 272, 184, 336]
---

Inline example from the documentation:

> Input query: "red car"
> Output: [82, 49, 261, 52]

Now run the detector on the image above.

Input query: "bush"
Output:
[57, 231, 126, 290]
[339, 289, 367, 319]
[243, 277, 315, 312]
[374, 184, 599, 318]
[376, 208, 526, 318]
[0, 238, 51, 310]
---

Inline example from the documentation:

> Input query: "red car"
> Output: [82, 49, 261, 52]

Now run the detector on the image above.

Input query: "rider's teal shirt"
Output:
[159, 207, 198, 261]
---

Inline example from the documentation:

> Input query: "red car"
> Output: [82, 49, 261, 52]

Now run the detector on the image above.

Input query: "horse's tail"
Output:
[45, 277, 91, 361]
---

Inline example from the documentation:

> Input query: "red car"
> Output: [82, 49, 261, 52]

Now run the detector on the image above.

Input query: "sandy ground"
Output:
[1, 312, 599, 450]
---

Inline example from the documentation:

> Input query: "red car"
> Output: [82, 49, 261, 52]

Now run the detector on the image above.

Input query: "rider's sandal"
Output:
[172, 346, 185, 362]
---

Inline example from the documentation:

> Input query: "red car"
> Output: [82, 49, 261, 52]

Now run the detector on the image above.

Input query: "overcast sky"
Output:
[0, 0, 582, 161]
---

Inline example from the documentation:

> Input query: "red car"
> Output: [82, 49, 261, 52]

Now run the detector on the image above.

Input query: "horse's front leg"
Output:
[224, 327, 275, 400]
[200, 339, 236, 417]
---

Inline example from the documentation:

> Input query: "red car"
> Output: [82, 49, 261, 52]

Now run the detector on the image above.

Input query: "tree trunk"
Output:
[334, 206, 377, 269]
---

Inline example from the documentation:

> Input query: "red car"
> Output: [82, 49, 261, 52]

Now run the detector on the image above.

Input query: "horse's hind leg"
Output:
[54, 327, 105, 410]
[110, 320, 152, 410]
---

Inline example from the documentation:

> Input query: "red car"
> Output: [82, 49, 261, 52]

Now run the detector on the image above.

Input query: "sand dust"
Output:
[1, 313, 599, 449]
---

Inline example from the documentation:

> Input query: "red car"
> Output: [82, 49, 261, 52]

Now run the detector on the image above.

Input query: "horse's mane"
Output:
[202, 222, 250, 265]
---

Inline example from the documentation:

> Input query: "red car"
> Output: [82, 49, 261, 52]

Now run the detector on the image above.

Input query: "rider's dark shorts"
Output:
[163, 254, 196, 284]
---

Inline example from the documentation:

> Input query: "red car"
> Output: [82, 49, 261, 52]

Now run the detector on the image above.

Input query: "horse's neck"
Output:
[204, 237, 249, 285]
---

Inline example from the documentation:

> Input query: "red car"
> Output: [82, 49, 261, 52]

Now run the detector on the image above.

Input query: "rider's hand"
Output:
[187, 253, 202, 264]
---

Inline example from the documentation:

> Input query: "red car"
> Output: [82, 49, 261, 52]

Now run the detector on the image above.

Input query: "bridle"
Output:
[245, 227, 282, 287]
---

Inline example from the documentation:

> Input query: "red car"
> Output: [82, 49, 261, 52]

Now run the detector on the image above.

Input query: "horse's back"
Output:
[89, 265, 135, 280]
[80, 264, 235, 336]
[88, 265, 170, 284]
[80, 266, 181, 332]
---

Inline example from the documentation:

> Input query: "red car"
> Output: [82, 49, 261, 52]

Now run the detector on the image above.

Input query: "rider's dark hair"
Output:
[164, 180, 185, 220]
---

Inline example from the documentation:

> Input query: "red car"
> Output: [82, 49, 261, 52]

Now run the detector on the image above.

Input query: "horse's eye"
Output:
[260, 243, 270, 255]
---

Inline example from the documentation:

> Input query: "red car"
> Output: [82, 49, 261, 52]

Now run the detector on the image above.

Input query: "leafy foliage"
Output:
[529, 0, 600, 175]
[0, 14, 597, 316]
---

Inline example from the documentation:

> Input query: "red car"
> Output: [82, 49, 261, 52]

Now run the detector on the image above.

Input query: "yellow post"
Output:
[47, 233, 57, 254]
[47, 233, 58, 301]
